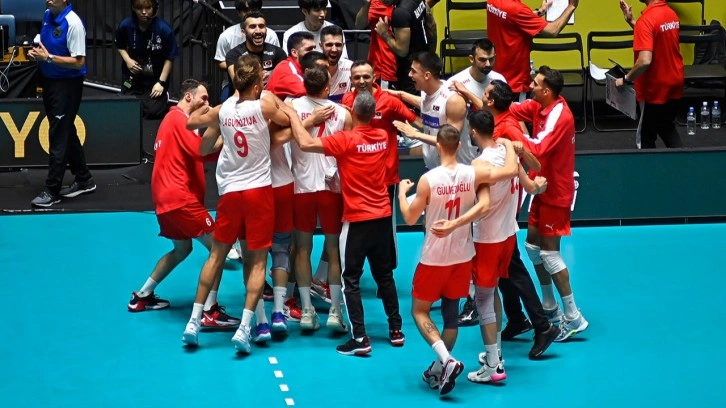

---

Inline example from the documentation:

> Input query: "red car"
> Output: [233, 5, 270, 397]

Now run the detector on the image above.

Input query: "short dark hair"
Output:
[488, 80, 513, 112]
[351, 59, 373, 70]
[468, 110, 495, 137]
[303, 66, 329, 96]
[298, 0, 327, 11]
[242, 9, 266, 28]
[235, 0, 262, 12]
[301, 50, 327, 70]
[287, 31, 315, 54]
[437, 124, 460, 153]
[471, 38, 494, 55]
[412, 51, 443, 78]
[180, 78, 207, 95]
[320, 25, 344, 40]
[538, 65, 564, 96]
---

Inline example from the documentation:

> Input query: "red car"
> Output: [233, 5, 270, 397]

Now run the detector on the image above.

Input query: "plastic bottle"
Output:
[712, 101, 721, 129]
[687, 107, 696, 135]
[530, 60, 536, 77]
[700, 101, 710, 129]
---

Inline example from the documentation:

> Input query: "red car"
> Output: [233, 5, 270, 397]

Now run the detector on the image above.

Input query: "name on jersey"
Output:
[487, 3, 507, 19]
[414, 1, 426, 19]
[660, 21, 679, 32]
[422, 113, 440, 128]
[356, 141, 387, 153]
[436, 182, 471, 196]
[301, 111, 338, 122]
[222, 116, 258, 127]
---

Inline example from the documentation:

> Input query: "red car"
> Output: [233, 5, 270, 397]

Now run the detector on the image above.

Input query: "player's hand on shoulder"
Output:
[311, 105, 336, 124]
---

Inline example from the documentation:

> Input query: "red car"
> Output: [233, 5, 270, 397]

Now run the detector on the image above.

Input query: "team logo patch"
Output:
[338, 83, 347, 89]
[433, 105, 440, 112]
[263, 60, 273, 68]
[53, 27, 63, 38]
[375, 111, 382, 119]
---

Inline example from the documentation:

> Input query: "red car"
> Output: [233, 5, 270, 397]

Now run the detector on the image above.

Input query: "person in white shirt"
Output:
[320, 25, 352, 103]
[282, 0, 348, 59]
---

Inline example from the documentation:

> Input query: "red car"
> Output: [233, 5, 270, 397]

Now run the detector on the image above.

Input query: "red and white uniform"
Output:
[421, 82, 455, 169]
[265, 56, 306, 100]
[486, 0, 547, 93]
[328, 59, 353, 103]
[367, 0, 397, 82]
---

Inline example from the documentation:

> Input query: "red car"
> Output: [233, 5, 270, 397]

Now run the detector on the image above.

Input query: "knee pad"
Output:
[474, 286, 497, 326]
[540, 250, 566, 275]
[271, 232, 292, 272]
[440, 297, 459, 330]
[525, 242, 543, 266]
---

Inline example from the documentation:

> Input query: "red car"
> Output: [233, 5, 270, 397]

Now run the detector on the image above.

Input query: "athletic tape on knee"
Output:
[540, 250, 566, 276]
[440, 298, 459, 330]
[271, 232, 292, 272]
[525, 242, 543, 266]
[474, 286, 497, 326]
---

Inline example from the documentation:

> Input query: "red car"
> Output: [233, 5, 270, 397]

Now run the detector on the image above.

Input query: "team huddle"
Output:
[126, 1, 588, 398]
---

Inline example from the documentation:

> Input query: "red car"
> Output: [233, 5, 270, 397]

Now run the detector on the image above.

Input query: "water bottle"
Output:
[712, 101, 721, 129]
[687, 107, 696, 135]
[530, 60, 536, 77]
[700, 101, 710, 129]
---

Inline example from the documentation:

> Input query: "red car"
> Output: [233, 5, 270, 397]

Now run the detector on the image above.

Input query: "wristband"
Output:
[624, 76, 634, 85]
[158, 80, 168, 87]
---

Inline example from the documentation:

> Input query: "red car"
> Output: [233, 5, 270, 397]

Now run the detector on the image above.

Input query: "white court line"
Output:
[285, 398, 295, 406]
[280, 384, 289, 392]
[268, 357, 278, 365]
[274, 370, 284, 378]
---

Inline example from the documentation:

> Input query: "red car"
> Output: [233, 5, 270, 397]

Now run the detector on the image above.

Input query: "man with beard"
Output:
[321, 25, 353, 103]
[283, 0, 349, 59]
[266, 31, 317, 100]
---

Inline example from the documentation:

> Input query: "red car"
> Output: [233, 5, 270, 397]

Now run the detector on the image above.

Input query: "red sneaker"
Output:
[127, 291, 170, 312]
[201, 303, 240, 329]
[283, 297, 302, 322]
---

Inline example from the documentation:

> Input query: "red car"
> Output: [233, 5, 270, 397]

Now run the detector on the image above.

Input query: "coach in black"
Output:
[29, 0, 95, 207]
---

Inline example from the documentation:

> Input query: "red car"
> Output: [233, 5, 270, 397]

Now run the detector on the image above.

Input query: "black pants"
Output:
[341, 216, 402, 339]
[41, 75, 91, 195]
[638, 99, 683, 149]
[387, 184, 399, 269]
[498, 243, 550, 332]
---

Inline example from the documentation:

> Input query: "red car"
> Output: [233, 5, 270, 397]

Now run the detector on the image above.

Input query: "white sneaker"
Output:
[543, 305, 564, 323]
[422, 360, 442, 389]
[555, 311, 589, 342]
[439, 358, 464, 396]
[226, 247, 239, 260]
[326, 307, 348, 333]
[477, 351, 504, 366]
[300, 307, 320, 331]
[231, 325, 252, 353]
[467, 362, 507, 383]
[182, 318, 200, 346]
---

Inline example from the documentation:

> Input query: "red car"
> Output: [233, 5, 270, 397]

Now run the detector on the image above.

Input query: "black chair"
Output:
[679, 24, 726, 97]
[531, 32, 587, 132]
[586, 30, 637, 132]
[439, 37, 477, 78]
[441, 0, 487, 74]
[668, 0, 705, 25]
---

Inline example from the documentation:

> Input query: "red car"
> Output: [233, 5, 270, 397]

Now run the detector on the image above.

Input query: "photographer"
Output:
[115, 0, 179, 118]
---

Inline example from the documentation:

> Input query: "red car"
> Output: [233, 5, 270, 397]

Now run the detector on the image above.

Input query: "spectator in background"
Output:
[355, 0, 397, 87]
[215, 0, 280, 102]
[115, 0, 179, 118]
[283, 0, 349, 59]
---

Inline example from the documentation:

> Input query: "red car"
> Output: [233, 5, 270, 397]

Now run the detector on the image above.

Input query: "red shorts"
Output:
[214, 186, 274, 250]
[412, 260, 472, 302]
[293, 191, 343, 234]
[528, 197, 571, 237]
[156, 203, 215, 240]
[473, 235, 516, 288]
[273, 183, 294, 233]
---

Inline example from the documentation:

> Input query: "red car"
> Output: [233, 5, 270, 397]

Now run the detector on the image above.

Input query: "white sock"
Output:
[273, 286, 287, 313]
[299, 286, 312, 309]
[468, 281, 475, 299]
[330, 284, 342, 308]
[431, 340, 450, 363]
[191, 303, 204, 321]
[138, 277, 158, 297]
[241, 309, 254, 328]
[485, 343, 499, 367]
[314, 260, 329, 282]
[561, 294, 579, 320]
[255, 299, 268, 324]
[203, 290, 218, 311]
[497, 331, 502, 352]
[541, 284, 558, 310]
[286, 282, 296, 300]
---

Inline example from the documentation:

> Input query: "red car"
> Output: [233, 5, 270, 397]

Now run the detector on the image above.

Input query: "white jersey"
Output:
[271, 143, 294, 188]
[290, 96, 347, 193]
[420, 164, 477, 266]
[421, 82, 454, 169]
[282, 21, 348, 59]
[214, 24, 279, 88]
[217, 97, 272, 195]
[473, 145, 519, 243]
[445, 68, 507, 164]
[328, 59, 353, 103]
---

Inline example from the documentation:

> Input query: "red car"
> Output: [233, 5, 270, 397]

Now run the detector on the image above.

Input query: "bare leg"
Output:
[148, 239, 193, 284]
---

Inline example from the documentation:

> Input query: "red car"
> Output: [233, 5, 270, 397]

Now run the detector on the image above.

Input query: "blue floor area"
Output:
[1, 213, 724, 407]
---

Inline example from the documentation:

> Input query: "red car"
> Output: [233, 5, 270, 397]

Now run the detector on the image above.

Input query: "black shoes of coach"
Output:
[31, 191, 61, 207]
[529, 323, 559, 360]
[60, 179, 97, 198]
[501, 318, 533, 340]
[457, 296, 479, 327]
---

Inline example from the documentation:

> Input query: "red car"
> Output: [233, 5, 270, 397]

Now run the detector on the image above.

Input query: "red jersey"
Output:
[367, 0, 397, 81]
[151, 106, 219, 214]
[265, 56, 306, 99]
[486, 0, 547, 93]
[341, 84, 417, 185]
[320, 125, 392, 222]
[509, 97, 574, 208]
[493, 110, 526, 143]
[633, 1, 684, 103]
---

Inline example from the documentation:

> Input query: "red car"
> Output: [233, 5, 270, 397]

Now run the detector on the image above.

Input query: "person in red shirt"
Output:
[354, 0, 397, 86]
[127, 79, 239, 328]
[486, 0, 578, 100]
[617, 0, 684, 148]
[265, 31, 316, 99]
[281, 91, 405, 356]
[509, 66, 588, 342]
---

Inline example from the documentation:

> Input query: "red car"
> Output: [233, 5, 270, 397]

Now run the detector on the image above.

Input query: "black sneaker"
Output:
[336, 336, 372, 356]
[457, 296, 478, 327]
[31, 191, 61, 207]
[389, 329, 405, 347]
[263, 280, 274, 301]
[501, 318, 533, 340]
[127, 291, 170, 312]
[59, 179, 96, 198]
[529, 323, 559, 360]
